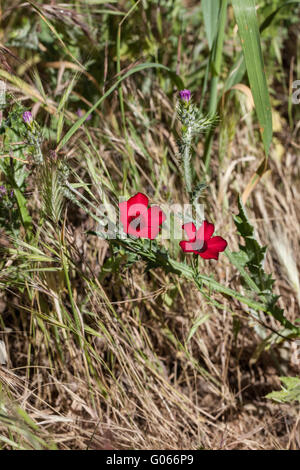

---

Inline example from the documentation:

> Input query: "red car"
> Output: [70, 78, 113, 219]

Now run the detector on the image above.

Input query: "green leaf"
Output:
[230, 197, 298, 332]
[232, 0, 272, 156]
[233, 197, 271, 290]
[14, 188, 32, 232]
[266, 377, 300, 403]
[187, 314, 210, 343]
[225, 1, 300, 92]
[259, 1, 300, 32]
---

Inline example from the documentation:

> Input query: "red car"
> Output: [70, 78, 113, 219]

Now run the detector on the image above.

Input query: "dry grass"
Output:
[1, 82, 300, 450]
[0, 0, 300, 451]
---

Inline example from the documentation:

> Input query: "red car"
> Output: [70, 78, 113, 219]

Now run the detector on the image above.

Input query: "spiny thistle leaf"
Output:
[176, 102, 218, 136]
[231, 197, 296, 331]
[233, 197, 273, 290]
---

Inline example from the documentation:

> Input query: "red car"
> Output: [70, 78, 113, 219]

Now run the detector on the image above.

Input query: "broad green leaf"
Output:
[232, 0, 272, 156]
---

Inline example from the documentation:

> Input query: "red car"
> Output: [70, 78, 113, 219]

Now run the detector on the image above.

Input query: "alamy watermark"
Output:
[0, 80, 6, 107]
[97, 200, 205, 241]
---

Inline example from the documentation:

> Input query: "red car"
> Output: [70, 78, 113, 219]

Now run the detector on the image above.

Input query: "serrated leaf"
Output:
[230, 197, 298, 331]
[266, 376, 300, 403]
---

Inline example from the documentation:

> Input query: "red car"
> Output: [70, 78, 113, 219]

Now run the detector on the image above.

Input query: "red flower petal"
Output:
[196, 220, 215, 242]
[148, 206, 166, 226]
[119, 193, 149, 234]
[182, 222, 196, 241]
[207, 236, 227, 253]
[179, 240, 198, 253]
[119, 193, 165, 239]
[199, 249, 219, 260]
[127, 192, 148, 210]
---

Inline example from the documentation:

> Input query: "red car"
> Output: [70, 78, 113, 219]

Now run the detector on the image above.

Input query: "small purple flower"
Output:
[76, 108, 92, 121]
[0, 185, 6, 198]
[179, 89, 191, 102]
[22, 111, 33, 124]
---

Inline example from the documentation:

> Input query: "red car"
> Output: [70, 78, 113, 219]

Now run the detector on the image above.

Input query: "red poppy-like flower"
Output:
[179, 221, 227, 260]
[119, 193, 166, 240]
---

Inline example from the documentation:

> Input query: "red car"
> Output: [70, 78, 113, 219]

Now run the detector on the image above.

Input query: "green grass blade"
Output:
[202, 0, 220, 50]
[14, 188, 32, 233]
[225, 1, 300, 92]
[232, 0, 272, 156]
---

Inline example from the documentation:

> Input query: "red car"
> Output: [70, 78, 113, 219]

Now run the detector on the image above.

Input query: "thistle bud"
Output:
[22, 111, 33, 124]
[179, 89, 191, 102]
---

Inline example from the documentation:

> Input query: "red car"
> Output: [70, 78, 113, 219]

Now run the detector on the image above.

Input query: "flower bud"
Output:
[22, 111, 33, 124]
[179, 89, 191, 102]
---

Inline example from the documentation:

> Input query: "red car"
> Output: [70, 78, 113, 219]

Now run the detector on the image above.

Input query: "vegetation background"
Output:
[0, 0, 299, 450]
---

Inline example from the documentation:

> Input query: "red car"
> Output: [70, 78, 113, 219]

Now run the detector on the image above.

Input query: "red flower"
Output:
[119, 193, 166, 240]
[179, 221, 227, 260]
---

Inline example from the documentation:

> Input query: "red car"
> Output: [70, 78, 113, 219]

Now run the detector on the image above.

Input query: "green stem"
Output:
[183, 126, 193, 196]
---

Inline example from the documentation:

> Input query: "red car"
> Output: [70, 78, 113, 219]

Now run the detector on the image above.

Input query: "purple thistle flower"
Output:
[179, 89, 191, 102]
[22, 111, 33, 124]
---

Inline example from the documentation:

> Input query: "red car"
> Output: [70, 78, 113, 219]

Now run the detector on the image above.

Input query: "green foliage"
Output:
[233, 197, 271, 289]
[202, 0, 221, 50]
[266, 377, 300, 403]
[176, 98, 217, 195]
[230, 198, 298, 332]
[1, 0, 300, 449]
[0, 393, 56, 450]
[7, 17, 39, 50]
[232, 0, 272, 157]
[57, 62, 184, 152]
[0, 101, 33, 236]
